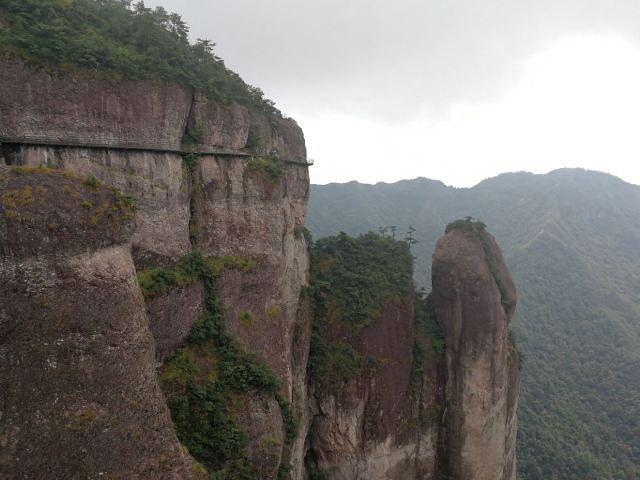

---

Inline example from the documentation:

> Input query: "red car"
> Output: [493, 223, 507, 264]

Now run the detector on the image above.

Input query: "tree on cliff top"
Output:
[0, 0, 279, 115]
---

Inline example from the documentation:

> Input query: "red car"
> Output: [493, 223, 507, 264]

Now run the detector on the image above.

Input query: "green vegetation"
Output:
[207, 255, 257, 276]
[411, 292, 446, 427]
[444, 216, 487, 233]
[82, 174, 101, 189]
[247, 156, 284, 179]
[276, 464, 292, 480]
[137, 251, 202, 298]
[414, 292, 445, 357]
[294, 225, 313, 245]
[153, 250, 297, 478]
[237, 309, 254, 327]
[0, 0, 280, 114]
[245, 127, 261, 151]
[308, 232, 414, 388]
[307, 169, 640, 480]
[2, 168, 135, 225]
[137, 253, 256, 299]
[182, 124, 205, 146]
[304, 450, 335, 480]
[182, 153, 199, 172]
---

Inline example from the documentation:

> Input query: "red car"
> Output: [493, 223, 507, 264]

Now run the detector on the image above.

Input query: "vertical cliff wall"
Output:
[0, 56, 519, 480]
[432, 221, 520, 480]
[308, 297, 447, 480]
[304, 233, 447, 480]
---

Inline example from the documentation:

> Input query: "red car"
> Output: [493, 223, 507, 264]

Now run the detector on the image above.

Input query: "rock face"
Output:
[0, 153, 311, 479]
[0, 168, 201, 479]
[0, 56, 311, 479]
[0, 55, 520, 480]
[193, 156, 310, 394]
[146, 281, 206, 361]
[3, 144, 192, 267]
[191, 155, 311, 476]
[0, 57, 191, 151]
[309, 299, 445, 480]
[0, 57, 306, 160]
[305, 223, 519, 480]
[431, 223, 520, 480]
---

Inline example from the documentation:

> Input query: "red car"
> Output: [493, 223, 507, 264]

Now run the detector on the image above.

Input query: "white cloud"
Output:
[299, 35, 640, 187]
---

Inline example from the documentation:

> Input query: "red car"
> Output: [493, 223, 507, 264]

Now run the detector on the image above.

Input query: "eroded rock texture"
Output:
[0, 168, 201, 479]
[0, 81, 311, 477]
[0, 152, 312, 479]
[193, 156, 310, 395]
[309, 299, 446, 480]
[0, 57, 192, 150]
[432, 224, 520, 480]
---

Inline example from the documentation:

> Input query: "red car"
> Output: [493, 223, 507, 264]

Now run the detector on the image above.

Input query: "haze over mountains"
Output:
[307, 168, 640, 479]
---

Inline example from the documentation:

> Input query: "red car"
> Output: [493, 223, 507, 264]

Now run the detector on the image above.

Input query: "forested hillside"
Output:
[307, 169, 640, 480]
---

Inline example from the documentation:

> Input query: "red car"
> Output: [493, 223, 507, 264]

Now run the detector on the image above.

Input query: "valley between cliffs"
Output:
[0, 57, 519, 480]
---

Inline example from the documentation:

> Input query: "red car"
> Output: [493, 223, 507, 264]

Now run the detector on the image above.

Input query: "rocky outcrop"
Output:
[431, 222, 520, 480]
[192, 155, 311, 476]
[186, 94, 307, 162]
[0, 56, 311, 477]
[146, 281, 206, 361]
[304, 223, 519, 480]
[0, 167, 202, 479]
[302, 233, 449, 480]
[2, 144, 191, 267]
[0, 152, 311, 479]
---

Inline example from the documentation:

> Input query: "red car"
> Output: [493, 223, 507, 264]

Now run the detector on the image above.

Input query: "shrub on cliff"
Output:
[307, 232, 414, 387]
[0, 0, 279, 115]
[153, 251, 298, 478]
[444, 216, 487, 234]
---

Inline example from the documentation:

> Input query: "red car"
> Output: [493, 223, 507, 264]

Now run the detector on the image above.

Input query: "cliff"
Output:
[303, 233, 444, 479]
[0, 55, 519, 479]
[0, 52, 311, 479]
[304, 226, 518, 480]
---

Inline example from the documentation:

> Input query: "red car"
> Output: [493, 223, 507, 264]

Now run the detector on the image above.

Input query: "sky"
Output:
[147, 0, 640, 187]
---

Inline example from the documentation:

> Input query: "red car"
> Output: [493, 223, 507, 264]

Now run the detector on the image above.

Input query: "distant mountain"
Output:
[307, 169, 640, 480]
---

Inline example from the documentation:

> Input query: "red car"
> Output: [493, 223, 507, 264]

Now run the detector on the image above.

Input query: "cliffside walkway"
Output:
[0, 136, 314, 166]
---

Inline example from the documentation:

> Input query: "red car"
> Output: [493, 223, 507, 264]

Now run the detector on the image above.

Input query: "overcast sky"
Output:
[148, 0, 640, 187]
